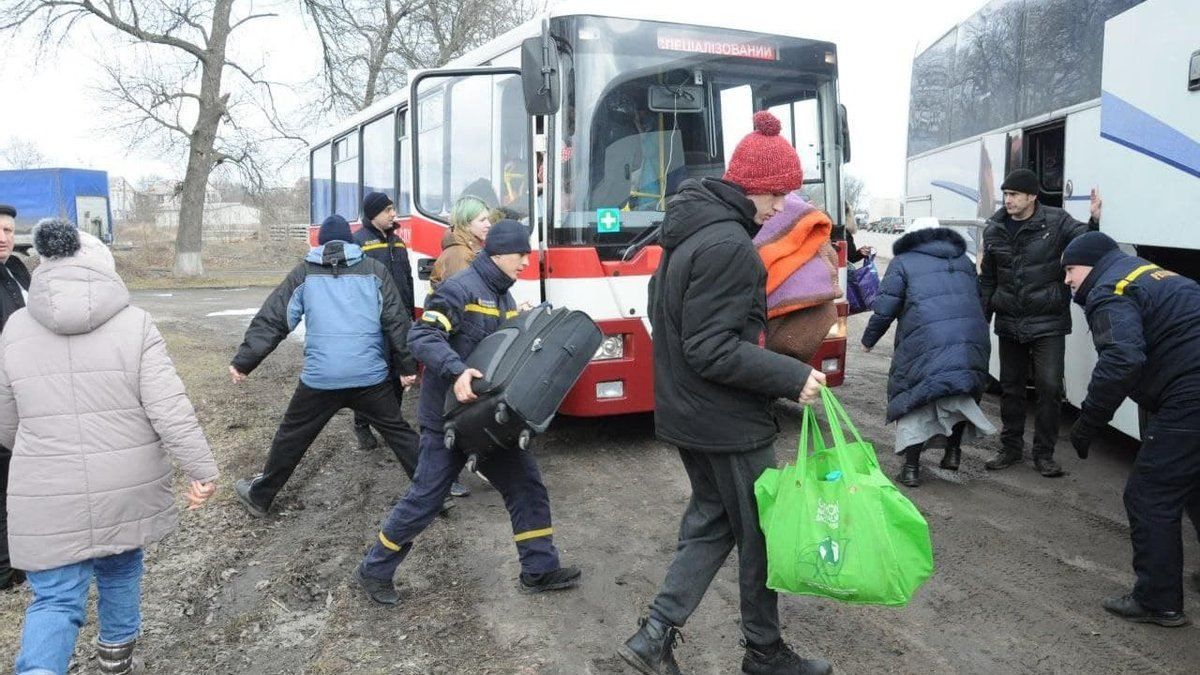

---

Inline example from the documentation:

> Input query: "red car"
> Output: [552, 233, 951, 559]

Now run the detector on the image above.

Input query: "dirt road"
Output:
[2, 283, 1197, 674]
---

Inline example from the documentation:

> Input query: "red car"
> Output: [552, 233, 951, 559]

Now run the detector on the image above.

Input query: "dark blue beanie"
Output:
[484, 219, 531, 256]
[362, 191, 393, 222]
[1062, 231, 1119, 267]
[319, 215, 354, 245]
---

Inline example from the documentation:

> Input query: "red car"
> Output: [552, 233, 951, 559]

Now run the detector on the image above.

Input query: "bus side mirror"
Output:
[839, 103, 852, 163]
[521, 34, 560, 115]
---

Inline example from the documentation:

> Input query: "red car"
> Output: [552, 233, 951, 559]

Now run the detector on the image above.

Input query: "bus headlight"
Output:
[593, 335, 625, 361]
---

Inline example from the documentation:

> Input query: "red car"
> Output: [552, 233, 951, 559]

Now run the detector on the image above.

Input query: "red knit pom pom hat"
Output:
[722, 111, 804, 195]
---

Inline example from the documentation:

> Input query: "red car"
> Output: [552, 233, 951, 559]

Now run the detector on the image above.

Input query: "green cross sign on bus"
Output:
[596, 208, 622, 233]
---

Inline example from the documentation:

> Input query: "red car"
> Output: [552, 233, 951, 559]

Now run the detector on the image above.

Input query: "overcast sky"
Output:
[0, 0, 987, 201]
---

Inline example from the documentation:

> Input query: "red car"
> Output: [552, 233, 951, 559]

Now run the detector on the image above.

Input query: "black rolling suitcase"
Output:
[443, 304, 603, 470]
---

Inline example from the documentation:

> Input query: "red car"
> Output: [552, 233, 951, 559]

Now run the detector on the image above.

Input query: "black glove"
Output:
[1070, 418, 1102, 459]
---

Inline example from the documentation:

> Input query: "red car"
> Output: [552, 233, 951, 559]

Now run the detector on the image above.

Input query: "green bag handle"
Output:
[797, 387, 880, 476]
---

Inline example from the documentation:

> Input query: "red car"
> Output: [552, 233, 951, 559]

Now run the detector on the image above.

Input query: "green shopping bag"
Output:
[755, 387, 934, 606]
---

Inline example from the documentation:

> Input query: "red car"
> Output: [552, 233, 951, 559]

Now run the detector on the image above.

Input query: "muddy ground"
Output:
[3, 257, 1199, 674]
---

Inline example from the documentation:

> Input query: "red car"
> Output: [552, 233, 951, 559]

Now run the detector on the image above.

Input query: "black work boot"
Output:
[940, 446, 961, 471]
[618, 616, 683, 675]
[0, 567, 26, 591]
[1034, 455, 1065, 478]
[984, 448, 1022, 471]
[519, 565, 581, 593]
[742, 639, 833, 674]
[96, 638, 145, 674]
[354, 423, 379, 450]
[356, 563, 400, 606]
[1103, 594, 1190, 627]
[234, 476, 270, 518]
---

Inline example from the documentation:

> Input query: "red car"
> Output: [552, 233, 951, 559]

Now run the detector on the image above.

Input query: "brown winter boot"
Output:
[97, 638, 145, 674]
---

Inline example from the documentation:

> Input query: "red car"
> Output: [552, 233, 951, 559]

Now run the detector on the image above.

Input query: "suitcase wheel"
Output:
[518, 429, 531, 451]
[495, 403, 509, 425]
[444, 428, 456, 451]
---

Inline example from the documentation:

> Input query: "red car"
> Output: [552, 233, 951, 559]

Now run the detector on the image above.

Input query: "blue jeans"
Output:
[15, 549, 144, 675]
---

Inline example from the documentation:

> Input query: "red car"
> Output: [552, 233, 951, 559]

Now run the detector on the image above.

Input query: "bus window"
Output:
[770, 98, 822, 183]
[311, 143, 332, 224]
[412, 72, 529, 221]
[362, 113, 395, 202]
[333, 133, 359, 219]
[397, 109, 411, 216]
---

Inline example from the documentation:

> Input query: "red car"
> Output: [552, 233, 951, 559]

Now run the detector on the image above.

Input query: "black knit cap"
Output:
[362, 191, 393, 222]
[0, 204, 15, 218]
[1001, 169, 1040, 195]
[1062, 231, 1119, 267]
[318, 215, 355, 245]
[484, 219, 531, 256]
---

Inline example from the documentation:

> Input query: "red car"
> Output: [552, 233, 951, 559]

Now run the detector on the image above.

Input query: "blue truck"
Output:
[0, 168, 113, 253]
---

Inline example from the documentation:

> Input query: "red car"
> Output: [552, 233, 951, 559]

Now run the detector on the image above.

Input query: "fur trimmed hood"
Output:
[893, 227, 967, 259]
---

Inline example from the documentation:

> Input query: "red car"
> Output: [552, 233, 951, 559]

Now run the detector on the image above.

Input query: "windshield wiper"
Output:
[619, 222, 663, 263]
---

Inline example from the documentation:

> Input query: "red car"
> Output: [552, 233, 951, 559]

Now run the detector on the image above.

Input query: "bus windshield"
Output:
[551, 15, 838, 257]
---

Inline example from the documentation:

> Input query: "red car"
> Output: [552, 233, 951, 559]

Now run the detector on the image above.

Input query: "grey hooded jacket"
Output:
[0, 233, 218, 571]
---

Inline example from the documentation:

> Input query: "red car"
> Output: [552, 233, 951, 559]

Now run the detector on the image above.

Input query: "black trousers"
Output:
[249, 380, 419, 507]
[353, 377, 403, 430]
[998, 334, 1065, 458]
[0, 444, 14, 582]
[1125, 420, 1200, 612]
[649, 446, 780, 647]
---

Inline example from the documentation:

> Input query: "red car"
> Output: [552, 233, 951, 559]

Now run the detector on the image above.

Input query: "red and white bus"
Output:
[308, 1, 851, 416]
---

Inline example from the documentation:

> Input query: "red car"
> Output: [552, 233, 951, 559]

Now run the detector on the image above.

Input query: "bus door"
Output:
[408, 66, 541, 307]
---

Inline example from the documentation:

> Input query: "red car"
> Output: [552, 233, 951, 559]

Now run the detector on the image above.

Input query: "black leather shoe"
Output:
[742, 639, 833, 675]
[354, 424, 379, 450]
[618, 616, 683, 675]
[0, 568, 26, 591]
[1034, 456, 1065, 478]
[519, 565, 581, 593]
[356, 564, 400, 606]
[985, 449, 1022, 471]
[234, 477, 270, 518]
[897, 464, 920, 487]
[940, 447, 961, 471]
[1103, 594, 1189, 627]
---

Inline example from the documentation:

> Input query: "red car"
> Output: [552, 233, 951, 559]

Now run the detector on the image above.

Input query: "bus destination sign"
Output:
[656, 29, 778, 61]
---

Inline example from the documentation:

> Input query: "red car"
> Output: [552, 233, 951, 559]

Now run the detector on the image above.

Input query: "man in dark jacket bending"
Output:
[228, 215, 421, 517]
[618, 112, 830, 675]
[979, 169, 1101, 477]
[0, 204, 29, 590]
[1063, 232, 1200, 628]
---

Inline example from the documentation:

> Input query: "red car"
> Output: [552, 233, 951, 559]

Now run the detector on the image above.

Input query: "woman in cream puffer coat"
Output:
[0, 220, 218, 675]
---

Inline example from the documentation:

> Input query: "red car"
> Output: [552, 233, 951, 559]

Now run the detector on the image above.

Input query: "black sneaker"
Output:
[354, 424, 379, 451]
[742, 639, 833, 675]
[356, 564, 400, 606]
[1102, 594, 1190, 627]
[519, 566, 581, 593]
[984, 449, 1022, 471]
[234, 477, 270, 518]
[1034, 456, 1065, 478]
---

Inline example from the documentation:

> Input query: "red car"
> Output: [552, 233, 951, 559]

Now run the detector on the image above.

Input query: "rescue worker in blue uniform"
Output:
[1063, 232, 1200, 628]
[355, 220, 581, 605]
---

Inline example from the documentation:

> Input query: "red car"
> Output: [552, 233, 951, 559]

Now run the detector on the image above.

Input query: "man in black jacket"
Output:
[618, 112, 830, 675]
[979, 169, 1100, 477]
[0, 204, 29, 590]
[1063, 232, 1200, 627]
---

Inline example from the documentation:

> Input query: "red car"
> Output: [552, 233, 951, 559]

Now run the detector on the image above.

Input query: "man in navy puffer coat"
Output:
[228, 216, 421, 517]
[862, 227, 991, 423]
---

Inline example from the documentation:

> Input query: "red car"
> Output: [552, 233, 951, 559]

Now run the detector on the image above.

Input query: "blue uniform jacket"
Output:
[862, 227, 991, 422]
[1075, 250, 1200, 429]
[356, 224, 415, 319]
[409, 253, 518, 432]
[232, 241, 417, 390]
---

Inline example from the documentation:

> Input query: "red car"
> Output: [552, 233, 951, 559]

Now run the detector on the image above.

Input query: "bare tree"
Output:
[843, 173, 867, 212]
[2, 1, 305, 276]
[303, 0, 540, 116]
[0, 137, 48, 169]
